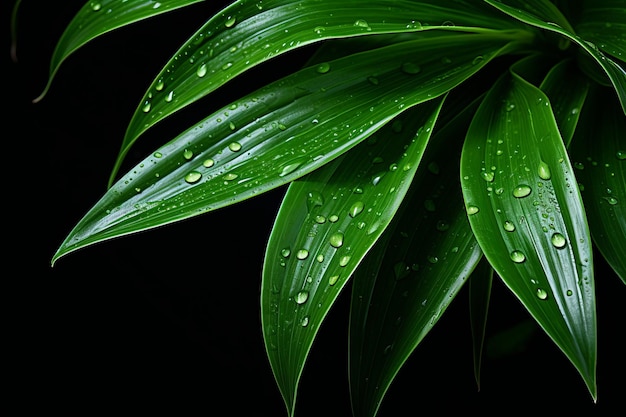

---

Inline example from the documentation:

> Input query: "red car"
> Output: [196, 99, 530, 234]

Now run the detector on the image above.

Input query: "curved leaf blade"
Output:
[570, 85, 626, 283]
[111, 0, 523, 184]
[261, 98, 444, 417]
[485, 0, 626, 114]
[574, 0, 626, 62]
[349, 99, 483, 417]
[34, 0, 206, 102]
[53, 32, 516, 264]
[460, 65, 597, 399]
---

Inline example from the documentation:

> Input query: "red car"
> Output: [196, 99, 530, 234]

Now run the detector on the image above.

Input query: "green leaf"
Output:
[485, 0, 626, 114]
[261, 98, 444, 417]
[570, 85, 626, 283]
[33, 0, 206, 102]
[468, 257, 494, 391]
[349, 98, 482, 417]
[110, 0, 524, 185]
[539, 58, 590, 147]
[52, 32, 518, 265]
[460, 61, 597, 400]
[574, 0, 626, 62]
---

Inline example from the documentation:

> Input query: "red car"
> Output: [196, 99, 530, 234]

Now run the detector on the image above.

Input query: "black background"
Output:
[6, 1, 624, 415]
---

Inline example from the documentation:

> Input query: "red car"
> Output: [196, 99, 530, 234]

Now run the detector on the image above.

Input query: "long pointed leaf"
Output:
[485, 0, 626, 114]
[349, 98, 482, 417]
[261, 98, 443, 417]
[570, 85, 626, 283]
[110, 0, 523, 184]
[53, 32, 518, 264]
[33, 0, 206, 102]
[460, 61, 597, 399]
[574, 0, 626, 63]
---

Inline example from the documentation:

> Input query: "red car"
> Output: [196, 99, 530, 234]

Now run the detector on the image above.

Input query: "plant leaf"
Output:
[460, 60, 597, 400]
[109, 0, 524, 185]
[573, 0, 626, 63]
[33, 0, 206, 102]
[261, 97, 444, 417]
[485, 0, 626, 114]
[539, 58, 590, 147]
[468, 257, 494, 392]
[52, 32, 517, 264]
[569, 84, 626, 284]
[349, 97, 482, 417]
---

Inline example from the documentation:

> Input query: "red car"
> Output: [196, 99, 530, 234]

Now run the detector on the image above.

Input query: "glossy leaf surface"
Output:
[110, 0, 522, 184]
[460, 64, 597, 399]
[34, 0, 206, 102]
[348, 97, 482, 417]
[570, 85, 626, 283]
[261, 98, 443, 416]
[53, 32, 516, 264]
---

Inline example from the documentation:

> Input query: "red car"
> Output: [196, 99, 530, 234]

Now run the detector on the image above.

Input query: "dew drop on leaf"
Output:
[196, 63, 207, 77]
[184, 171, 202, 184]
[316, 62, 331, 74]
[616, 150, 626, 160]
[329, 232, 344, 248]
[203, 158, 214, 168]
[228, 142, 242, 152]
[510, 250, 526, 263]
[296, 249, 309, 260]
[300, 316, 310, 327]
[329, 275, 339, 286]
[466, 205, 480, 215]
[538, 161, 551, 180]
[504, 220, 516, 232]
[295, 290, 309, 304]
[349, 201, 364, 218]
[551, 232, 567, 248]
[183, 149, 194, 160]
[224, 16, 236, 28]
[536, 288, 548, 300]
[513, 185, 532, 198]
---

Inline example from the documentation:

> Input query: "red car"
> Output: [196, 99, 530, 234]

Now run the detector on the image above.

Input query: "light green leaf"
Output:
[110, 0, 524, 185]
[485, 0, 626, 114]
[460, 61, 597, 399]
[348, 96, 482, 417]
[261, 98, 444, 417]
[33, 0, 206, 102]
[570, 85, 626, 283]
[52, 32, 518, 264]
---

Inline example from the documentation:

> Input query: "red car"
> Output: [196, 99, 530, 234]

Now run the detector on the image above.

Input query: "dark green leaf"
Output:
[460, 61, 597, 399]
[468, 257, 494, 391]
[33, 0, 206, 102]
[574, 0, 626, 62]
[348, 98, 482, 417]
[570, 85, 626, 283]
[261, 98, 444, 417]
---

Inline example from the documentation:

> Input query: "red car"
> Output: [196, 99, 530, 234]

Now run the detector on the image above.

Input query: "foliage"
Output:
[13, 0, 625, 416]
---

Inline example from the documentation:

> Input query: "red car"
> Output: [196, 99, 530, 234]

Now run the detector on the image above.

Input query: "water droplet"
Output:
[513, 185, 532, 198]
[316, 62, 331, 74]
[314, 215, 326, 224]
[481, 171, 494, 182]
[536, 288, 548, 300]
[394, 261, 410, 280]
[221, 62, 233, 70]
[313, 26, 326, 35]
[339, 256, 350, 267]
[155, 78, 165, 91]
[153, 152, 163, 158]
[203, 158, 215, 168]
[90, 2, 102, 12]
[296, 249, 309, 260]
[300, 316, 309, 327]
[616, 150, 626, 160]
[354, 19, 371, 29]
[573, 161, 585, 170]
[466, 205, 480, 215]
[228, 142, 242, 152]
[142, 99, 151, 113]
[538, 161, 551, 180]
[224, 16, 237, 28]
[279, 162, 302, 177]
[472, 55, 484, 65]
[329, 232, 344, 248]
[427, 255, 438, 264]
[510, 250, 526, 263]
[281, 248, 291, 258]
[306, 191, 324, 211]
[401, 62, 421, 74]
[566, 289, 573, 296]
[184, 171, 202, 184]
[183, 149, 194, 160]
[603, 196, 618, 205]
[329, 275, 339, 286]
[505, 101, 515, 112]
[223, 172, 238, 181]
[349, 201, 364, 218]
[196, 63, 207, 77]
[295, 290, 309, 304]
[504, 220, 516, 232]
[551, 232, 567, 248]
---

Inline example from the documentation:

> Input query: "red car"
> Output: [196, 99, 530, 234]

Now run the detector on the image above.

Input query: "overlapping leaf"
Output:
[32, 0, 206, 102]
[569, 85, 626, 283]
[485, 0, 626, 114]
[460, 60, 597, 399]
[108, 0, 524, 184]
[574, 0, 626, 63]
[52, 32, 519, 264]
[348, 96, 483, 417]
[261, 98, 443, 417]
